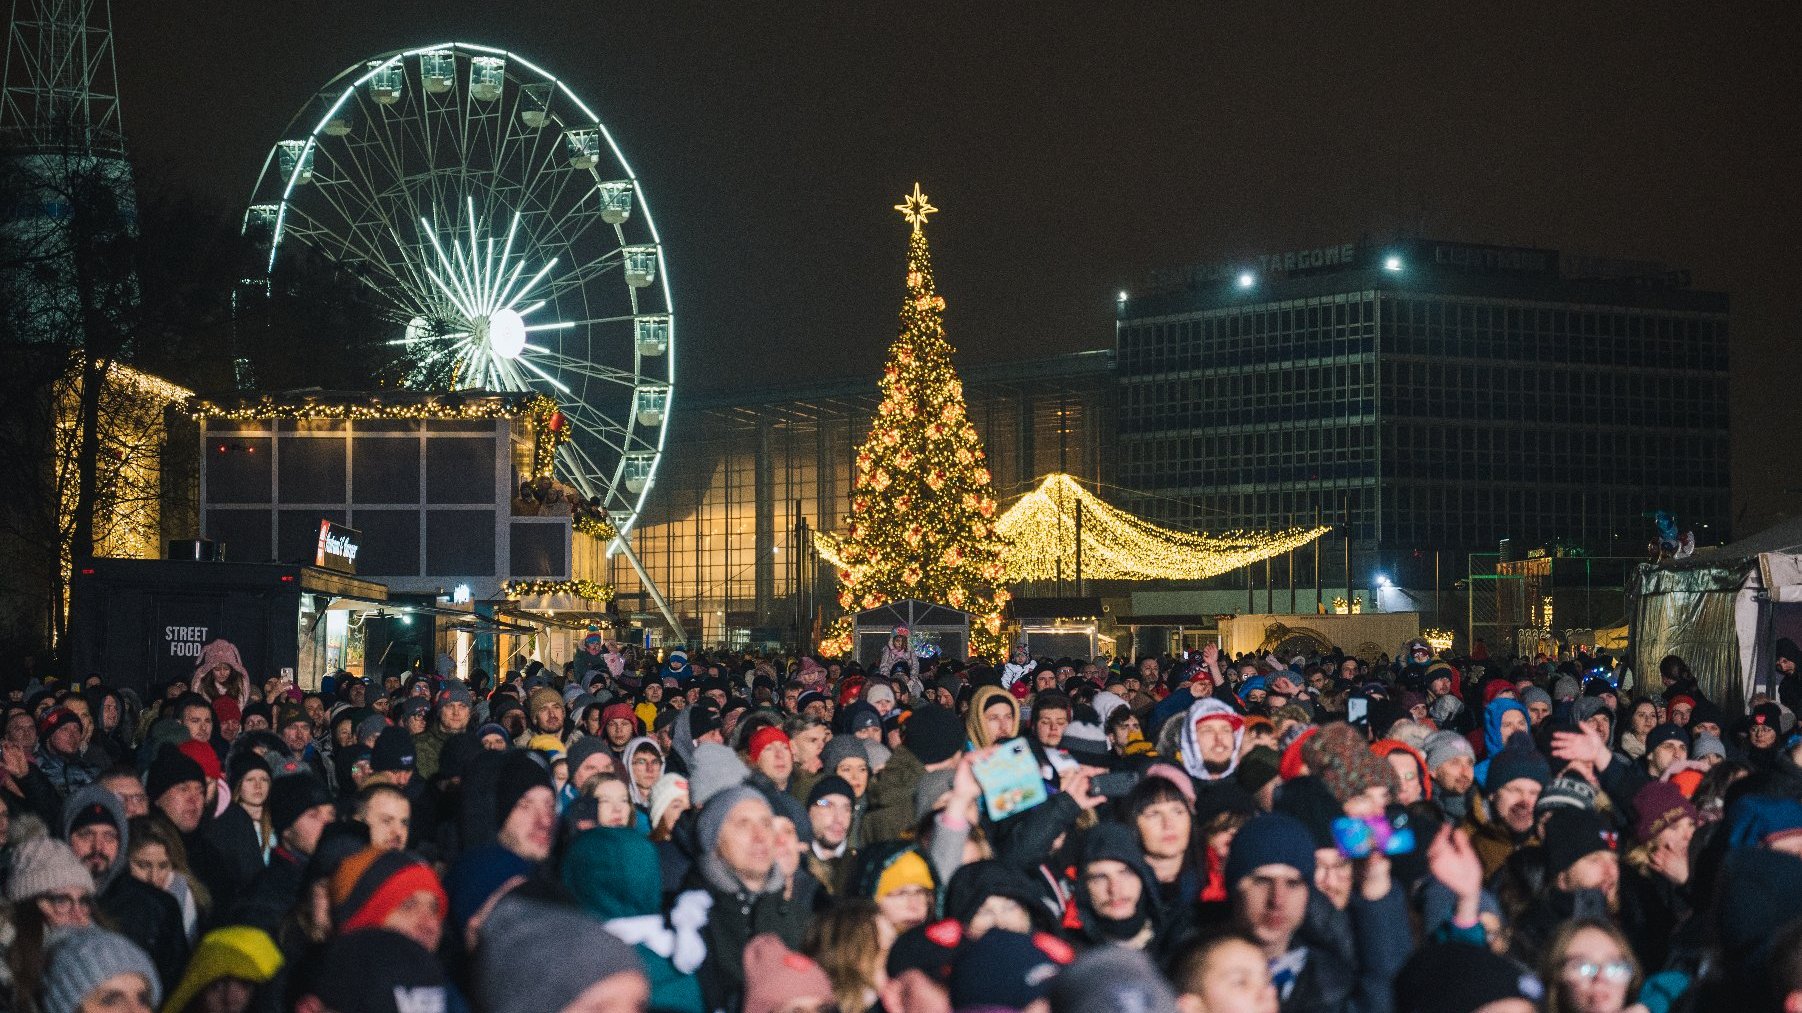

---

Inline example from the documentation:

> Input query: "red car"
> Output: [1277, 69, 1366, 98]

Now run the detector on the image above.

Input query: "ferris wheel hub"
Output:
[484, 308, 527, 359]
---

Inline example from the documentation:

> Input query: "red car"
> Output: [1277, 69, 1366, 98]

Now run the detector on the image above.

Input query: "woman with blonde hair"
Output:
[804, 899, 890, 1013]
[964, 686, 1019, 749]
[1540, 918, 1640, 1013]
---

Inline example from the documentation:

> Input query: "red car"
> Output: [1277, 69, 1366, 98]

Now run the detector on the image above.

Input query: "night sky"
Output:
[111, 5, 1797, 534]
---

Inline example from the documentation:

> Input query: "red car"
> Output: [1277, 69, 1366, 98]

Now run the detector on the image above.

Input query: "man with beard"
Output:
[1465, 740, 1549, 879]
[1179, 698, 1253, 814]
[517, 687, 570, 749]
[62, 785, 188, 990]
[1506, 808, 1623, 968]
[1423, 731, 1479, 821]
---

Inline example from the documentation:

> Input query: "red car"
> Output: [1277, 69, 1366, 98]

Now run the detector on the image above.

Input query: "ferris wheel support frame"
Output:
[612, 532, 687, 643]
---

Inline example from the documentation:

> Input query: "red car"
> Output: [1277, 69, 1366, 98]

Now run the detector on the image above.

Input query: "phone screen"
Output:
[1347, 697, 1368, 725]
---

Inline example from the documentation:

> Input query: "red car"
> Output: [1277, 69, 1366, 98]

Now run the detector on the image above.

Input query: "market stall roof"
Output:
[187, 387, 543, 419]
[1663, 514, 1802, 569]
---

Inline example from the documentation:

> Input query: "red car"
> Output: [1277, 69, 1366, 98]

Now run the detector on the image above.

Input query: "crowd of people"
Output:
[6, 630, 1802, 1013]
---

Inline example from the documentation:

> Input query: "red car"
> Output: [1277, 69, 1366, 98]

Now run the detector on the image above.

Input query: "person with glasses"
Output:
[1540, 919, 1639, 1013]
[4, 836, 100, 1010]
[804, 776, 858, 895]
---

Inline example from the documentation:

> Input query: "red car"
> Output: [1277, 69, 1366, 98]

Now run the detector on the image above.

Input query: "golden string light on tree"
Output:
[820, 184, 1010, 659]
[995, 474, 1332, 582]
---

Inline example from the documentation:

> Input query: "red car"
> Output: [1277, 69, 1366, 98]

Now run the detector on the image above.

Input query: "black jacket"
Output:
[100, 874, 190, 992]
[203, 804, 268, 898]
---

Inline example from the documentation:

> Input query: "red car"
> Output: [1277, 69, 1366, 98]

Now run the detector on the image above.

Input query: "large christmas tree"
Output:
[823, 185, 1009, 659]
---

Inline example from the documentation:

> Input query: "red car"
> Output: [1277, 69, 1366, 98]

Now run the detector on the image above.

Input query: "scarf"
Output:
[603, 890, 712, 973]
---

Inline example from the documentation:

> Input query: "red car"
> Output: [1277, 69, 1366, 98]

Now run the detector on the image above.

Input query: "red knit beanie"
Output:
[177, 739, 224, 783]
[748, 726, 791, 764]
[331, 846, 447, 934]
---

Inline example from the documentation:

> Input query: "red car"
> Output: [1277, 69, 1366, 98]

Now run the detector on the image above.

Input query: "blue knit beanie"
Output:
[1225, 812, 1317, 885]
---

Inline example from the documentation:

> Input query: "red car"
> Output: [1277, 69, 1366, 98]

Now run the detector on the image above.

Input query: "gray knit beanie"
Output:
[698, 785, 772, 855]
[42, 928, 161, 1013]
[5, 837, 94, 903]
[821, 734, 870, 776]
[914, 769, 956, 821]
[1421, 730, 1476, 773]
[1518, 686, 1552, 711]
[476, 897, 642, 1013]
[1552, 676, 1580, 702]
[687, 742, 750, 809]
[1572, 696, 1611, 724]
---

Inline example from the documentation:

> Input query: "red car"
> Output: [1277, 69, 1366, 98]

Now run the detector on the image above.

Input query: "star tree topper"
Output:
[894, 182, 938, 233]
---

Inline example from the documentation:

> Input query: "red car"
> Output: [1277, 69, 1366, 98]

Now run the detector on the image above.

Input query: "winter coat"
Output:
[202, 804, 268, 899]
[685, 855, 808, 1013]
[863, 744, 926, 843]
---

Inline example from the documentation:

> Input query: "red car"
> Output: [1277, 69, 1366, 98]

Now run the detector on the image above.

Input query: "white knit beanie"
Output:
[42, 927, 161, 1013]
[5, 837, 93, 903]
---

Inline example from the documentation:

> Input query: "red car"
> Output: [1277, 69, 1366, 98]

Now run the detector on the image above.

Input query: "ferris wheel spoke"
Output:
[560, 405, 635, 461]
[526, 349, 640, 387]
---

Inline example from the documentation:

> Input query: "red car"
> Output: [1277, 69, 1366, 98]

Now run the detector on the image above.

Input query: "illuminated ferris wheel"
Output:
[241, 42, 674, 543]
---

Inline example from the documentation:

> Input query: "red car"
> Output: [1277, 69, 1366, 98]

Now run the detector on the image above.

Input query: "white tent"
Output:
[1631, 516, 1802, 709]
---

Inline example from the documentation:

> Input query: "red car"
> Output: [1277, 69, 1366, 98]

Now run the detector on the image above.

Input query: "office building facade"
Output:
[1115, 238, 1730, 591]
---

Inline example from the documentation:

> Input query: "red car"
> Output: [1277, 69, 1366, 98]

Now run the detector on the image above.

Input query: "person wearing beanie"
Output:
[1235, 745, 1282, 808]
[803, 775, 857, 894]
[1307, 723, 1399, 809]
[230, 772, 336, 935]
[815, 736, 872, 847]
[364, 725, 416, 787]
[1641, 723, 1690, 778]
[1507, 808, 1621, 968]
[741, 933, 833, 1013]
[691, 785, 803, 1011]
[1517, 685, 1553, 726]
[519, 686, 570, 748]
[747, 726, 794, 793]
[1228, 810, 1411, 1007]
[474, 896, 647, 1013]
[1533, 775, 1599, 820]
[863, 704, 962, 844]
[492, 749, 555, 863]
[40, 927, 161, 1013]
[561, 735, 617, 814]
[298, 928, 446, 1013]
[327, 845, 447, 951]
[1467, 739, 1550, 879]
[1050, 945, 1177, 1013]
[648, 772, 690, 839]
[412, 682, 474, 781]
[1395, 942, 1542, 1013]
[1690, 730, 1727, 765]
[1423, 729, 1478, 821]
[146, 745, 208, 835]
[207, 748, 274, 897]
[688, 742, 751, 810]
[160, 925, 282, 1013]
[946, 929, 1073, 1011]
[61, 786, 189, 993]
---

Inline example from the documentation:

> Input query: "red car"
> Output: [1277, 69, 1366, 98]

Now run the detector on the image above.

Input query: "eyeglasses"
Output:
[1563, 960, 1632, 983]
[42, 892, 95, 913]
